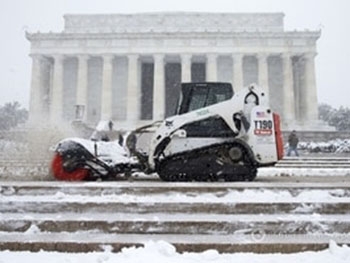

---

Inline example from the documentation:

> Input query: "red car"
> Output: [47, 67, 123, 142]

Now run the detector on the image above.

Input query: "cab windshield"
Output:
[178, 83, 233, 114]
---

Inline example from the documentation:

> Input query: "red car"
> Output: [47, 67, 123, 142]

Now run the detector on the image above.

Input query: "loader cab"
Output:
[177, 82, 234, 115]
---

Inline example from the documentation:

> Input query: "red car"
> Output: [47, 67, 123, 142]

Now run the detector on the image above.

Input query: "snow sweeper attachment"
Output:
[50, 82, 283, 181]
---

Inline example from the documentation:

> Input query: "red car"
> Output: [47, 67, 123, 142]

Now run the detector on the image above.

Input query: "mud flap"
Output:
[273, 113, 284, 160]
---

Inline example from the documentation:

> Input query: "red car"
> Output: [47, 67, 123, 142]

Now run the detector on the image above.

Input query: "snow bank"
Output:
[0, 240, 349, 262]
[299, 139, 350, 154]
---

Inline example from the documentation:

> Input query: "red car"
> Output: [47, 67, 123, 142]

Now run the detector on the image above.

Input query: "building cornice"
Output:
[26, 30, 321, 42]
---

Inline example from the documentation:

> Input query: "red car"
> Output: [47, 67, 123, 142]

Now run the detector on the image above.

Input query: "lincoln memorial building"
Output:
[26, 12, 322, 130]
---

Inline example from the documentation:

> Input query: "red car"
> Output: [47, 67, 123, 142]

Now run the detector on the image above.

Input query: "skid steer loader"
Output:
[50, 82, 284, 181]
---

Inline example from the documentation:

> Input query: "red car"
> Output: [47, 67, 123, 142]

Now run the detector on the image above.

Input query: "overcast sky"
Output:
[1, 0, 350, 109]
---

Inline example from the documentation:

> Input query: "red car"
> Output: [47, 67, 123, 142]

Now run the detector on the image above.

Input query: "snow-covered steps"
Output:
[0, 181, 350, 253]
[1, 213, 350, 235]
[1, 233, 350, 254]
[1, 180, 350, 194]
[1, 200, 350, 214]
[276, 157, 350, 168]
[259, 156, 350, 176]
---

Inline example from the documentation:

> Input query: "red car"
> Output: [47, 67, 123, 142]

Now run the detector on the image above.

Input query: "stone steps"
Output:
[0, 181, 349, 253]
[1, 213, 350, 235]
[2, 232, 350, 253]
[1, 201, 349, 214]
[276, 157, 350, 168]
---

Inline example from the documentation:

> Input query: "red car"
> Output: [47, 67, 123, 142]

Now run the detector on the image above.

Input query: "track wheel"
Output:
[50, 153, 89, 181]
[228, 146, 243, 162]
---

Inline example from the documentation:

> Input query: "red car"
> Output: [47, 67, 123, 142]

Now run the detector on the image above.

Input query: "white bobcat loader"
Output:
[50, 82, 284, 181]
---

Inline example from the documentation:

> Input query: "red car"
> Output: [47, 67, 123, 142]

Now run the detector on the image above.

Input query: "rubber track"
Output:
[156, 141, 257, 182]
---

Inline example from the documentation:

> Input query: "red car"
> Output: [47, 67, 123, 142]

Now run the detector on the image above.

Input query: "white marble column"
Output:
[282, 53, 295, 122]
[75, 55, 89, 120]
[181, 54, 192, 82]
[28, 54, 43, 124]
[50, 54, 64, 123]
[258, 53, 269, 94]
[153, 54, 165, 121]
[101, 54, 114, 121]
[206, 53, 218, 81]
[232, 53, 243, 91]
[126, 54, 140, 122]
[303, 52, 318, 121]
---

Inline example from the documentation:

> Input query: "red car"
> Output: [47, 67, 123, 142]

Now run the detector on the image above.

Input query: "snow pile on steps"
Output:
[2, 187, 350, 203]
[299, 139, 350, 153]
[0, 240, 349, 263]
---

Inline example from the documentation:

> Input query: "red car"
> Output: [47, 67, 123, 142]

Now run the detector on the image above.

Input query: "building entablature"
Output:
[26, 30, 321, 41]
[26, 31, 321, 56]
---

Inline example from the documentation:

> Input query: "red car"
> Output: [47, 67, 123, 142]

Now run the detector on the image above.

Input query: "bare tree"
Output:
[319, 103, 350, 131]
[0, 102, 28, 130]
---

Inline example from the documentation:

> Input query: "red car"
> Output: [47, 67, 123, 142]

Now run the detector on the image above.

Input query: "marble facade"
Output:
[26, 12, 323, 130]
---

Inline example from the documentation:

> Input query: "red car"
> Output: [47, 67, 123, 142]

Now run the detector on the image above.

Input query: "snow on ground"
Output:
[258, 167, 350, 177]
[1, 188, 349, 203]
[0, 139, 28, 154]
[0, 240, 349, 263]
[1, 139, 350, 261]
